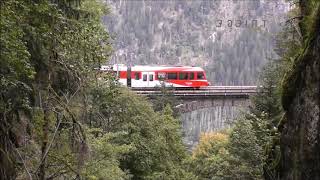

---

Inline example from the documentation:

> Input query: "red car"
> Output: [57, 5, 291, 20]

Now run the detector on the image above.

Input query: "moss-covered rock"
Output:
[277, 4, 320, 179]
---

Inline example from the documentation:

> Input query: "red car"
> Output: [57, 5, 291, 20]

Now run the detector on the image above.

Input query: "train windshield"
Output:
[197, 72, 205, 79]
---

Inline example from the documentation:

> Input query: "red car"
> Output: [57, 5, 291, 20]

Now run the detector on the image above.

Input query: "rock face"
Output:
[279, 17, 320, 179]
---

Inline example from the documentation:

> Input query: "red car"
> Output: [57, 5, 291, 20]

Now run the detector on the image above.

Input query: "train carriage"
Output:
[100, 64, 210, 88]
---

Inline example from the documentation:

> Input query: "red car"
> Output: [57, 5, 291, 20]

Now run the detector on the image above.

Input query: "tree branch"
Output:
[35, 112, 63, 176]
[12, 142, 33, 180]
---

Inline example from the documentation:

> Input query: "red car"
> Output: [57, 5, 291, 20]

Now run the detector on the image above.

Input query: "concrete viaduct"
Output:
[132, 86, 257, 148]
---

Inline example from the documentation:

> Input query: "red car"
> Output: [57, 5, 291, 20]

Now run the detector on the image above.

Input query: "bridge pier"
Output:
[177, 97, 251, 149]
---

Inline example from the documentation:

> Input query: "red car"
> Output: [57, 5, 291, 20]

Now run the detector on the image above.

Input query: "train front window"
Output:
[179, 72, 188, 80]
[197, 72, 204, 80]
[135, 72, 140, 80]
[149, 74, 153, 81]
[167, 72, 177, 80]
[190, 72, 194, 80]
[143, 74, 147, 81]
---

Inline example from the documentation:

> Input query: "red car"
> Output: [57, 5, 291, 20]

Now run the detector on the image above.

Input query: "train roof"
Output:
[101, 64, 205, 72]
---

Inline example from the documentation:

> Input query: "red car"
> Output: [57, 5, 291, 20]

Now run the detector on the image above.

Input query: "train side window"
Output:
[190, 72, 194, 80]
[135, 72, 140, 80]
[143, 74, 147, 81]
[179, 72, 188, 80]
[167, 72, 177, 80]
[197, 72, 204, 80]
[149, 74, 154, 81]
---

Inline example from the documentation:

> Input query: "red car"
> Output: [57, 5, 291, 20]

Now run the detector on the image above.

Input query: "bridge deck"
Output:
[131, 86, 257, 98]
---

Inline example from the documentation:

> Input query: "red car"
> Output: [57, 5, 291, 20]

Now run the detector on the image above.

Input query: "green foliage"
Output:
[2, 0, 307, 179]
[0, 1, 33, 80]
[83, 129, 132, 180]
[88, 83, 193, 179]
[189, 113, 273, 180]
[0, 1, 34, 178]
[252, 60, 285, 126]
[1, 0, 119, 179]
[228, 116, 267, 179]
[299, 0, 320, 40]
[190, 132, 230, 179]
[151, 83, 181, 118]
[0, 0, 289, 180]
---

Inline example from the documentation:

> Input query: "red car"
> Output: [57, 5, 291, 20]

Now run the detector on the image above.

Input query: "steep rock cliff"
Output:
[279, 9, 320, 179]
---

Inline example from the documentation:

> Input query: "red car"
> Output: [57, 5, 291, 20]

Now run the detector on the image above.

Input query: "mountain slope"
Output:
[103, 0, 289, 85]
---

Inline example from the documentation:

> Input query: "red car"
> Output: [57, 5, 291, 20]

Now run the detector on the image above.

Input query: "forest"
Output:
[0, 0, 319, 180]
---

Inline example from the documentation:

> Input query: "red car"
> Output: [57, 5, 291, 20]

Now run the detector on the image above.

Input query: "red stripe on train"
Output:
[166, 80, 209, 87]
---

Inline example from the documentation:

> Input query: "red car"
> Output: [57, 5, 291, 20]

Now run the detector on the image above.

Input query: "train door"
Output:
[127, 66, 131, 87]
[141, 72, 155, 87]
[148, 72, 155, 87]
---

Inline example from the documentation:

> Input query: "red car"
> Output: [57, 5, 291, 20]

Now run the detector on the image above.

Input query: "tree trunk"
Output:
[38, 72, 51, 180]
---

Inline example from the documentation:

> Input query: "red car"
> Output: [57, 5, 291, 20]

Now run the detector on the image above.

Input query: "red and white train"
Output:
[100, 64, 210, 88]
